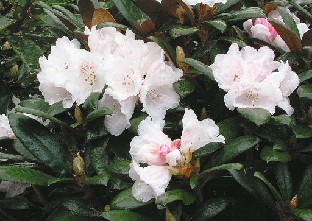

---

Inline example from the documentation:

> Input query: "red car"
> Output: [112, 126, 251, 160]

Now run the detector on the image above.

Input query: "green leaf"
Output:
[201, 163, 243, 177]
[254, 171, 283, 203]
[190, 175, 200, 189]
[62, 199, 100, 217]
[270, 114, 292, 126]
[277, 7, 300, 38]
[19, 97, 65, 116]
[110, 160, 131, 175]
[298, 164, 312, 207]
[173, 78, 195, 98]
[206, 20, 227, 33]
[212, 136, 260, 166]
[190, 198, 229, 221]
[298, 84, 312, 99]
[128, 113, 147, 134]
[101, 210, 149, 221]
[9, 37, 44, 75]
[0, 152, 24, 161]
[0, 16, 16, 31]
[90, 139, 109, 174]
[214, 0, 240, 14]
[97, 22, 128, 30]
[8, 113, 72, 175]
[46, 211, 96, 221]
[84, 172, 110, 185]
[222, 7, 265, 22]
[85, 107, 113, 123]
[111, 188, 150, 209]
[184, 58, 214, 80]
[193, 142, 223, 158]
[238, 108, 271, 126]
[0, 166, 69, 185]
[155, 189, 196, 206]
[218, 117, 241, 142]
[13, 139, 38, 162]
[274, 163, 293, 201]
[260, 146, 292, 163]
[229, 170, 275, 208]
[299, 70, 312, 83]
[291, 208, 312, 221]
[169, 26, 199, 39]
[0, 196, 31, 210]
[293, 125, 312, 138]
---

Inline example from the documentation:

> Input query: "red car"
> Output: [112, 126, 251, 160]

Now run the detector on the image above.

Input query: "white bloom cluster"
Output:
[0, 114, 14, 138]
[210, 43, 299, 115]
[38, 27, 182, 135]
[243, 8, 309, 52]
[129, 108, 224, 202]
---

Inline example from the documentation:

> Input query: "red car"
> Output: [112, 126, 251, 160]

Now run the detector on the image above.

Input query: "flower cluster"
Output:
[38, 27, 182, 135]
[129, 108, 225, 202]
[243, 8, 309, 52]
[0, 114, 14, 138]
[210, 43, 299, 115]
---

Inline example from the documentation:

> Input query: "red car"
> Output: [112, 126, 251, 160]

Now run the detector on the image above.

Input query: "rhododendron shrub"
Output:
[0, 0, 311, 220]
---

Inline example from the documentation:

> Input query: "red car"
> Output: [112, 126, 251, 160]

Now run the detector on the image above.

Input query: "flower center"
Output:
[246, 89, 259, 106]
[121, 73, 135, 92]
[80, 63, 96, 85]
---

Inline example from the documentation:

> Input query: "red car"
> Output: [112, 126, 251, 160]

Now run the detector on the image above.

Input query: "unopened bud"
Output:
[74, 105, 84, 124]
[73, 153, 86, 178]
[3, 41, 11, 50]
[10, 64, 18, 76]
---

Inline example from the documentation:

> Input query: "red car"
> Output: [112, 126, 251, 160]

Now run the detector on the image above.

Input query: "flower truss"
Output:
[243, 8, 309, 52]
[210, 43, 299, 115]
[129, 108, 225, 202]
[38, 27, 182, 136]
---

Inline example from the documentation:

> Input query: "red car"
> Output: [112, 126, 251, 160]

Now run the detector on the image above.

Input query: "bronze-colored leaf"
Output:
[264, 3, 277, 15]
[198, 3, 215, 23]
[78, 0, 94, 28]
[161, 0, 194, 25]
[269, 19, 303, 52]
[134, 19, 155, 35]
[91, 8, 116, 27]
[137, 0, 170, 27]
[302, 29, 312, 47]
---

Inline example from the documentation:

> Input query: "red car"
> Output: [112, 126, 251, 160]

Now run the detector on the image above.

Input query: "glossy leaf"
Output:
[110, 188, 149, 209]
[291, 208, 312, 221]
[274, 163, 293, 201]
[101, 210, 149, 221]
[190, 198, 229, 221]
[0, 16, 16, 31]
[260, 146, 292, 163]
[155, 189, 196, 206]
[297, 84, 312, 99]
[84, 172, 110, 186]
[184, 58, 214, 80]
[298, 164, 312, 207]
[238, 108, 271, 126]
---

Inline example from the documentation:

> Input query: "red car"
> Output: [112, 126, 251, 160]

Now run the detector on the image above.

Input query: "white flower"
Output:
[129, 161, 171, 202]
[140, 60, 182, 123]
[129, 117, 179, 166]
[0, 114, 14, 138]
[180, 109, 225, 153]
[0, 181, 30, 198]
[210, 43, 299, 115]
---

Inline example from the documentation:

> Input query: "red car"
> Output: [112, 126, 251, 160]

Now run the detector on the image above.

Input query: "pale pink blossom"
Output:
[0, 114, 14, 138]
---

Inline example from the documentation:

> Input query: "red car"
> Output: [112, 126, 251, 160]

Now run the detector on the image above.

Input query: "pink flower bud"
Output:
[254, 18, 278, 39]
[159, 144, 171, 156]
[171, 139, 181, 150]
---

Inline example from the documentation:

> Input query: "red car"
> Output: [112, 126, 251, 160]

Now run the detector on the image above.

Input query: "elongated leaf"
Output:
[46, 211, 95, 221]
[190, 198, 229, 221]
[222, 7, 265, 22]
[193, 142, 223, 158]
[173, 78, 195, 98]
[260, 146, 292, 163]
[298, 164, 312, 207]
[277, 7, 300, 38]
[217, 117, 241, 142]
[291, 208, 312, 221]
[238, 108, 271, 126]
[299, 70, 312, 83]
[148, 36, 176, 63]
[101, 210, 149, 221]
[0, 196, 32, 210]
[229, 170, 275, 208]
[207, 20, 227, 33]
[62, 199, 100, 217]
[214, 0, 240, 14]
[84, 172, 110, 185]
[85, 107, 113, 123]
[184, 58, 214, 80]
[155, 189, 196, 206]
[169, 26, 199, 39]
[13, 140, 38, 161]
[297, 84, 312, 99]
[274, 163, 293, 201]
[212, 136, 260, 166]
[201, 163, 243, 177]
[0, 16, 16, 31]
[0, 166, 69, 185]
[293, 125, 312, 139]
[8, 113, 72, 175]
[112, 0, 154, 33]
[111, 188, 149, 209]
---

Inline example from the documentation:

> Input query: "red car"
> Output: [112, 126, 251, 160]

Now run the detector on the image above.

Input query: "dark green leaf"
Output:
[13, 139, 37, 162]
[298, 164, 312, 207]
[229, 170, 275, 208]
[206, 20, 227, 33]
[62, 199, 100, 217]
[274, 163, 293, 201]
[222, 7, 265, 22]
[111, 188, 149, 209]
[260, 146, 292, 163]
[90, 139, 109, 174]
[190, 175, 200, 189]
[169, 26, 199, 39]
[101, 210, 149, 221]
[155, 189, 196, 206]
[297, 84, 312, 99]
[8, 113, 72, 175]
[0, 196, 31, 210]
[291, 208, 312, 221]
[46, 211, 96, 221]
[214, 0, 240, 14]
[238, 108, 271, 126]
[293, 125, 312, 138]
[129, 113, 147, 134]
[85, 107, 113, 123]
[212, 136, 260, 165]
[173, 78, 195, 98]
[110, 160, 131, 175]
[299, 70, 312, 83]
[217, 117, 241, 142]
[190, 198, 229, 221]
[148, 36, 176, 62]
[270, 114, 292, 126]
[84, 172, 110, 185]
[0, 152, 24, 161]
[201, 163, 243, 177]
[184, 58, 214, 80]
[193, 142, 223, 158]
[0, 166, 69, 185]
[0, 16, 16, 31]
[19, 97, 65, 116]
[277, 6, 300, 38]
